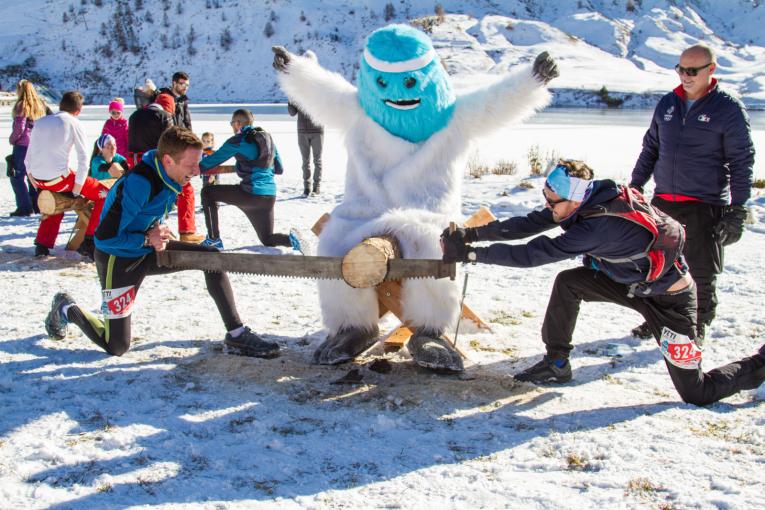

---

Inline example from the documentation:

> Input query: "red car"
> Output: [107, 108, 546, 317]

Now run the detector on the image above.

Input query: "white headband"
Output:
[363, 47, 436, 73]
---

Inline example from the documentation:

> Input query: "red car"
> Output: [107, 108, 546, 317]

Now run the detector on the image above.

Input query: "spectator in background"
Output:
[629, 44, 755, 344]
[25, 91, 110, 259]
[200, 131, 219, 188]
[287, 51, 324, 197]
[127, 90, 173, 168]
[8, 79, 48, 216]
[159, 71, 192, 129]
[89, 134, 128, 181]
[101, 98, 129, 159]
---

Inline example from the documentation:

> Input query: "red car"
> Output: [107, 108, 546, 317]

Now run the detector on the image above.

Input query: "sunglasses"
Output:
[543, 189, 567, 207]
[674, 62, 712, 77]
[109, 110, 122, 115]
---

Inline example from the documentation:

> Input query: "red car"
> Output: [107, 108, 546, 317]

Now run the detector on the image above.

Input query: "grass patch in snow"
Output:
[469, 339, 516, 357]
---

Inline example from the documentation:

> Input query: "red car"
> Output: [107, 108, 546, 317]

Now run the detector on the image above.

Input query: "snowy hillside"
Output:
[1, 0, 764, 107]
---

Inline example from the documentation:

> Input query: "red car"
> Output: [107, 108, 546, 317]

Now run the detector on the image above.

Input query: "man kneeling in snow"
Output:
[44, 127, 279, 359]
[441, 160, 765, 406]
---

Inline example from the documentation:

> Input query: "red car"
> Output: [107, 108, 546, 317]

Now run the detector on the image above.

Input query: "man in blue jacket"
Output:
[43, 127, 279, 359]
[630, 44, 755, 343]
[441, 160, 764, 406]
[198, 109, 292, 250]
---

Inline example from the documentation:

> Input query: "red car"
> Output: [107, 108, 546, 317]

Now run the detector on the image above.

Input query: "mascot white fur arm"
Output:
[274, 25, 558, 372]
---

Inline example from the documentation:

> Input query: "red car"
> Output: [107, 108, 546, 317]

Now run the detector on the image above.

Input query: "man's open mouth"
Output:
[384, 99, 421, 110]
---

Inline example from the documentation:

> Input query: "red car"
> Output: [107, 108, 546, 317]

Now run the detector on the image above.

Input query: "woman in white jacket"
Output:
[273, 24, 558, 372]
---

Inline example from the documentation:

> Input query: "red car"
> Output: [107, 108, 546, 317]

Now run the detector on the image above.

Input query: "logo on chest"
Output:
[697, 113, 711, 123]
[663, 106, 674, 122]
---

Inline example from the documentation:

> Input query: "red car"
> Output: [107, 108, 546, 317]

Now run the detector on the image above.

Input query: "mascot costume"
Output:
[273, 24, 558, 372]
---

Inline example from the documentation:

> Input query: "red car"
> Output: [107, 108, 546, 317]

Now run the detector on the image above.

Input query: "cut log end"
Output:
[341, 236, 400, 288]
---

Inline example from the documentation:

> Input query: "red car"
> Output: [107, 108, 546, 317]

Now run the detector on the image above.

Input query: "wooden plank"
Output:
[464, 206, 496, 228]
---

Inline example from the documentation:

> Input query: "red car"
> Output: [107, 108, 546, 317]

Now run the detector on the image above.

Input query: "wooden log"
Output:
[341, 236, 400, 288]
[464, 206, 496, 228]
[204, 164, 236, 175]
[65, 209, 92, 251]
[37, 190, 90, 216]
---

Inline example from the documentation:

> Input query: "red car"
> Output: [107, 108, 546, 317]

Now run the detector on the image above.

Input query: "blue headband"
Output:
[96, 134, 115, 151]
[545, 164, 593, 201]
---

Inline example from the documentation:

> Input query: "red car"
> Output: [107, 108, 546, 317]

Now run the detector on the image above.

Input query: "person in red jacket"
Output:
[101, 98, 129, 159]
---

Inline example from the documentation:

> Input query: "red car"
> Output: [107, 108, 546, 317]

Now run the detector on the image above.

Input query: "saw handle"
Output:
[447, 221, 457, 280]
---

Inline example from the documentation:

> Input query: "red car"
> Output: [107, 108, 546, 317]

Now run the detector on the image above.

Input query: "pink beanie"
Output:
[108, 100, 124, 112]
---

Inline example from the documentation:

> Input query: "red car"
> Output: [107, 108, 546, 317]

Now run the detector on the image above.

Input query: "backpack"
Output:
[236, 127, 276, 170]
[579, 186, 685, 282]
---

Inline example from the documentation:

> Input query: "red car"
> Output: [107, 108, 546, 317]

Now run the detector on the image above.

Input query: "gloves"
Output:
[715, 205, 748, 246]
[532, 52, 559, 85]
[440, 226, 478, 263]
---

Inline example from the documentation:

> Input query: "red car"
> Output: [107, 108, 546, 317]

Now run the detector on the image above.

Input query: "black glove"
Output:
[715, 205, 748, 246]
[5, 154, 14, 178]
[532, 51, 559, 84]
[440, 227, 478, 263]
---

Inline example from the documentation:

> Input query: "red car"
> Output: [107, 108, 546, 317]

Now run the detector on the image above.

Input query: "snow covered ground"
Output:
[1, 106, 764, 509]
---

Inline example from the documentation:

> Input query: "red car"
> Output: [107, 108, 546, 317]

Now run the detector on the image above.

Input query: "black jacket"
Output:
[127, 105, 172, 153]
[159, 87, 192, 130]
[288, 102, 323, 134]
[473, 180, 687, 297]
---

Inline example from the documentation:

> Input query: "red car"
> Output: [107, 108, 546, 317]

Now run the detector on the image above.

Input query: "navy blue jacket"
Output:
[94, 150, 182, 258]
[631, 81, 754, 206]
[473, 180, 686, 297]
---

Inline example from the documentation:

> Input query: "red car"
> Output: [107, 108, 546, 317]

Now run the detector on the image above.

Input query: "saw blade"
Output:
[156, 250, 344, 279]
[385, 258, 455, 281]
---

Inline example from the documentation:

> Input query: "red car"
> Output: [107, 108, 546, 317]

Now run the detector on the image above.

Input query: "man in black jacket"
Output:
[159, 71, 192, 130]
[630, 44, 755, 343]
[441, 160, 765, 406]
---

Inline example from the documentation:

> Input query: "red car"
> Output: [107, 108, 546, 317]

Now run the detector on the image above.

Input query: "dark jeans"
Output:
[541, 267, 765, 405]
[297, 132, 323, 188]
[9, 144, 38, 214]
[201, 184, 290, 247]
[66, 242, 243, 356]
[652, 197, 724, 327]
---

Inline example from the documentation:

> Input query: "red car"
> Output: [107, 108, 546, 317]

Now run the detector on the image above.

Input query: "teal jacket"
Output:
[199, 125, 282, 196]
[95, 150, 182, 258]
[90, 153, 128, 181]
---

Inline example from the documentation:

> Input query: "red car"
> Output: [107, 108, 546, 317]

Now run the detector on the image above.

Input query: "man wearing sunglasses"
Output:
[440, 160, 765, 406]
[630, 44, 755, 345]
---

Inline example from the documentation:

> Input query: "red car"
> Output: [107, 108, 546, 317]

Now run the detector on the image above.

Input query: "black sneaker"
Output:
[45, 292, 75, 340]
[631, 321, 652, 339]
[312, 183, 320, 195]
[224, 327, 280, 358]
[303, 185, 311, 197]
[34, 242, 50, 258]
[514, 356, 572, 384]
[77, 236, 95, 261]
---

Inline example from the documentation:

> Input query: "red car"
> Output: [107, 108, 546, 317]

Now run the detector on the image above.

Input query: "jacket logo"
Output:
[663, 106, 674, 121]
[697, 114, 711, 123]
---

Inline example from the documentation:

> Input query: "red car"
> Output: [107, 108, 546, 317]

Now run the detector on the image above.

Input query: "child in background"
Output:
[201, 132, 219, 187]
[89, 134, 128, 181]
[101, 98, 129, 159]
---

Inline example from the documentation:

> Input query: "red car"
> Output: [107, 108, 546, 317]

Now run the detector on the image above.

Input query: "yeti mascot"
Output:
[273, 24, 557, 372]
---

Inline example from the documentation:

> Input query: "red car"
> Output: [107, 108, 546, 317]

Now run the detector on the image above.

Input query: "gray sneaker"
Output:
[514, 356, 572, 384]
[45, 292, 75, 340]
[225, 327, 280, 358]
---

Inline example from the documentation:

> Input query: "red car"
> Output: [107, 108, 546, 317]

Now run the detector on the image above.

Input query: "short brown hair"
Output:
[557, 159, 594, 180]
[231, 108, 254, 126]
[157, 126, 203, 161]
[59, 91, 84, 113]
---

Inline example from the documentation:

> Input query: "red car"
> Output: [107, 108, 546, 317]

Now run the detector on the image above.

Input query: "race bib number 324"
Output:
[660, 326, 702, 370]
[101, 285, 136, 319]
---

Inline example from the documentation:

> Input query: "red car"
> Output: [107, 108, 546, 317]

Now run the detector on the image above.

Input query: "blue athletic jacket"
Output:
[198, 125, 282, 196]
[94, 150, 182, 258]
[631, 81, 754, 206]
[473, 180, 686, 297]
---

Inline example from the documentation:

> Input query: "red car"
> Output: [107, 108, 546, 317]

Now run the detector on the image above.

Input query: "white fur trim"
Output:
[363, 48, 436, 73]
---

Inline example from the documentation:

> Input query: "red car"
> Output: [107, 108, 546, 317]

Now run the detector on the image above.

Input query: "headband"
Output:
[363, 47, 436, 73]
[546, 164, 593, 202]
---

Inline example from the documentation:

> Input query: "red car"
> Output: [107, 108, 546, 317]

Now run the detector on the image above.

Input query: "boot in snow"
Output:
[225, 327, 280, 358]
[407, 328, 464, 373]
[312, 325, 379, 365]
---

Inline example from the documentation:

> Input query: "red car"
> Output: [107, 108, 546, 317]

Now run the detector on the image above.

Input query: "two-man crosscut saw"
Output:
[155, 250, 456, 288]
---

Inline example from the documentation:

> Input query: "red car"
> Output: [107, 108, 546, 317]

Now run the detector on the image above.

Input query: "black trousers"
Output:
[66, 242, 243, 356]
[541, 267, 765, 405]
[201, 184, 290, 247]
[652, 197, 724, 327]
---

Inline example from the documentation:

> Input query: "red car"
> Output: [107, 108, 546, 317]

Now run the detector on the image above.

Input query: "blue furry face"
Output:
[358, 59, 455, 143]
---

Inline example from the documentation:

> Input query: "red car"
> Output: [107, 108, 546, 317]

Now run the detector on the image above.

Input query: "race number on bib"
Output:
[660, 327, 702, 369]
[101, 285, 136, 319]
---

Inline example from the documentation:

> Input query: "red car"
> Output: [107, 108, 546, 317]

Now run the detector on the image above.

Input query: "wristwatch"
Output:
[466, 248, 477, 263]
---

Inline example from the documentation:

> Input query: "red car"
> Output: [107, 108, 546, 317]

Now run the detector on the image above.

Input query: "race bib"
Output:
[660, 326, 702, 369]
[101, 285, 136, 319]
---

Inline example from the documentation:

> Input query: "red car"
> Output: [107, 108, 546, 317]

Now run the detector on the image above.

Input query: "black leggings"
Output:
[541, 267, 765, 406]
[66, 242, 243, 356]
[201, 184, 290, 247]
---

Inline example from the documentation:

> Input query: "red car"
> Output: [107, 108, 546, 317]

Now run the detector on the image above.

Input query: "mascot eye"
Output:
[376, 77, 387, 88]
[404, 77, 417, 88]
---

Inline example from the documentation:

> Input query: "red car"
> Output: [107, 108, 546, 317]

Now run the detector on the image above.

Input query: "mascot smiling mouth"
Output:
[384, 98, 421, 110]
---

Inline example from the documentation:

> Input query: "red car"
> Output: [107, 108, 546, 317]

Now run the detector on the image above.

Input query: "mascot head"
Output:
[357, 24, 456, 143]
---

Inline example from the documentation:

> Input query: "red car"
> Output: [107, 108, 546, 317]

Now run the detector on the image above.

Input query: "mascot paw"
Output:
[408, 328, 464, 373]
[272, 46, 292, 72]
[312, 325, 380, 365]
[533, 51, 559, 85]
